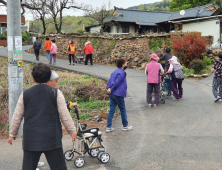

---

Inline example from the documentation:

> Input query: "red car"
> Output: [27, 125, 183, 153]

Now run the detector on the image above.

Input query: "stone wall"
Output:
[27, 34, 170, 69]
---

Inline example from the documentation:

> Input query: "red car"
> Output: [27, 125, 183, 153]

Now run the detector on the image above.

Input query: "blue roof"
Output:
[110, 3, 219, 25]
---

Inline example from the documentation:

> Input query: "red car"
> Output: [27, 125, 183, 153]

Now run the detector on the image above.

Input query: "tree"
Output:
[23, 0, 53, 35]
[138, 5, 146, 10]
[46, 0, 83, 33]
[169, 0, 221, 12]
[84, 1, 114, 34]
[0, 0, 41, 15]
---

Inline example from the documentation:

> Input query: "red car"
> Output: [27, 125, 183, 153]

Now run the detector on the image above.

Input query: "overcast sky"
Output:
[0, 0, 161, 20]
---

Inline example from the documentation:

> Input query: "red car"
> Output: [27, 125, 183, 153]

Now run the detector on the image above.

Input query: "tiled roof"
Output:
[110, 3, 219, 25]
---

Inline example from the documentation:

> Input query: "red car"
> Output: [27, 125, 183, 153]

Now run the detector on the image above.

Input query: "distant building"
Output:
[85, 3, 222, 47]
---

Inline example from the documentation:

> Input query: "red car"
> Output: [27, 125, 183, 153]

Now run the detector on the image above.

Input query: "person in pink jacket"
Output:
[145, 53, 164, 107]
[50, 40, 58, 65]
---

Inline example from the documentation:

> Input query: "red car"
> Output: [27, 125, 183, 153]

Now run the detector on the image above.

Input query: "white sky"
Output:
[0, 0, 161, 20]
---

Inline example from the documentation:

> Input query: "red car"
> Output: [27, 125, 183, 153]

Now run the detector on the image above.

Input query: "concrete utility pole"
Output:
[7, 0, 23, 137]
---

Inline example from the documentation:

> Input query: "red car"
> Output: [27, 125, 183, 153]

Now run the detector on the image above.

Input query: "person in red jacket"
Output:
[81, 41, 94, 66]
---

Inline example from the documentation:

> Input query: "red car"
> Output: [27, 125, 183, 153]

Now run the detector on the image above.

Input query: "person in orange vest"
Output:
[67, 41, 76, 65]
[81, 41, 94, 66]
[45, 37, 52, 60]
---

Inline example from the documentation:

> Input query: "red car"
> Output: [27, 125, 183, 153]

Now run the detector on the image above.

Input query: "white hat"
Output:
[51, 71, 59, 82]
[169, 56, 178, 61]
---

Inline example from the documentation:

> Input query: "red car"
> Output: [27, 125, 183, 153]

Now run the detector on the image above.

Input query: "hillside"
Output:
[127, 0, 170, 12]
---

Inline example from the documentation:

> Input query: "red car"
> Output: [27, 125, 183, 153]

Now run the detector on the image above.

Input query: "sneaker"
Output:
[148, 104, 152, 107]
[73, 63, 75, 65]
[154, 104, 158, 107]
[69, 63, 71, 65]
[49, 63, 51, 64]
[106, 127, 114, 133]
[37, 57, 39, 61]
[122, 125, 133, 131]
[37, 162, 44, 167]
[173, 98, 179, 100]
[53, 63, 56, 65]
[214, 96, 221, 102]
[36, 169, 39, 170]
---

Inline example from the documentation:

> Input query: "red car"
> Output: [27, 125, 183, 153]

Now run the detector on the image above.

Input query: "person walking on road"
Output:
[45, 37, 51, 60]
[159, 48, 172, 70]
[81, 41, 94, 66]
[166, 56, 184, 100]
[50, 40, 58, 65]
[33, 37, 41, 61]
[106, 58, 133, 133]
[67, 41, 76, 65]
[145, 53, 164, 107]
[8, 63, 77, 170]
[212, 52, 222, 102]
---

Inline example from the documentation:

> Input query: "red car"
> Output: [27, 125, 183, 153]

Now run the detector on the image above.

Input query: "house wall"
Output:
[183, 19, 220, 47]
[89, 26, 101, 33]
[110, 24, 135, 34]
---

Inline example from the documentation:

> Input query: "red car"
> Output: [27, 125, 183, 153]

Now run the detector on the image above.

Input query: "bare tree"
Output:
[46, 0, 83, 33]
[24, 0, 53, 35]
[84, 1, 114, 34]
[0, 0, 41, 15]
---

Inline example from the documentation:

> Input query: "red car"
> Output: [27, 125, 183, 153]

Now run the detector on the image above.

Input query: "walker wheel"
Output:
[89, 148, 100, 158]
[64, 150, 74, 161]
[74, 156, 85, 168]
[97, 151, 104, 162]
[100, 152, 110, 164]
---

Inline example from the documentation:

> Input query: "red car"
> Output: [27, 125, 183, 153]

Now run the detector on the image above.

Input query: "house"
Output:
[85, 3, 222, 47]
[0, 15, 26, 34]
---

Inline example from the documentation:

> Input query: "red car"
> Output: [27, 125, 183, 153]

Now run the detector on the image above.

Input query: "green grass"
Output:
[79, 113, 92, 120]
[83, 75, 89, 79]
[75, 98, 109, 110]
[182, 66, 194, 77]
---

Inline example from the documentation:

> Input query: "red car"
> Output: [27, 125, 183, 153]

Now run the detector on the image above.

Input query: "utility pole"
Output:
[7, 0, 23, 137]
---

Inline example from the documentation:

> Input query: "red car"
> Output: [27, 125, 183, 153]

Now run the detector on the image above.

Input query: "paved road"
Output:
[1, 46, 222, 170]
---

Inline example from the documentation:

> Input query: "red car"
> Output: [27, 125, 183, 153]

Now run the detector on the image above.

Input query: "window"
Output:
[116, 25, 129, 33]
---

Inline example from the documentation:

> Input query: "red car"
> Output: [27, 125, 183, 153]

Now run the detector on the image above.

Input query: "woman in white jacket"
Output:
[166, 56, 184, 100]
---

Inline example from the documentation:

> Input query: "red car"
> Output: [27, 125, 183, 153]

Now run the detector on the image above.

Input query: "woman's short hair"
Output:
[166, 48, 171, 53]
[52, 40, 56, 43]
[32, 63, 51, 83]
[218, 52, 222, 59]
[117, 58, 127, 68]
[46, 37, 49, 40]
[51, 71, 59, 82]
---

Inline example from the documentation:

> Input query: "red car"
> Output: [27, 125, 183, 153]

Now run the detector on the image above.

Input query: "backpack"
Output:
[172, 63, 184, 79]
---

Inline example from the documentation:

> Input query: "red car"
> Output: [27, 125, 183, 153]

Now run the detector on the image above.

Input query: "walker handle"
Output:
[74, 106, 80, 121]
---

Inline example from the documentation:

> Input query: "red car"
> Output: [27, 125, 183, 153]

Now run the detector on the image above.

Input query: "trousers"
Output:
[22, 147, 67, 170]
[50, 54, 56, 64]
[171, 78, 183, 99]
[146, 83, 160, 105]
[85, 54, 93, 65]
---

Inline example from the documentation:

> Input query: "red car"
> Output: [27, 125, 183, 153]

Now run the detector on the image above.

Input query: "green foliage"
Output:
[189, 59, 206, 74]
[203, 56, 212, 66]
[164, 38, 172, 49]
[38, 35, 45, 42]
[169, 0, 221, 12]
[83, 75, 89, 79]
[0, 31, 7, 40]
[76, 28, 84, 34]
[76, 98, 109, 110]
[182, 65, 194, 77]
[30, 15, 96, 34]
[128, 0, 170, 12]
[148, 38, 162, 50]
[107, 40, 117, 51]
[79, 113, 92, 120]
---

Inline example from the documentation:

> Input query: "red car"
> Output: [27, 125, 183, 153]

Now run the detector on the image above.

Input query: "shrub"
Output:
[148, 38, 162, 50]
[182, 65, 194, 77]
[189, 59, 205, 74]
[203, 56, 212, 66]
[0, 31, 7, 40]
[171, 32, 207, 67]
[76, 29, 84, 34]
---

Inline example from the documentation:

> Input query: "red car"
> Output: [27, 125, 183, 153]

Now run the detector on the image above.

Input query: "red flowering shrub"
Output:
[171, 32, 207, 67]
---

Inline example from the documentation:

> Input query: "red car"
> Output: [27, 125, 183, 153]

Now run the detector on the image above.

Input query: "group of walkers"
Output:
[33, 37, 94, 66]
[145, 48, 184, 107]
